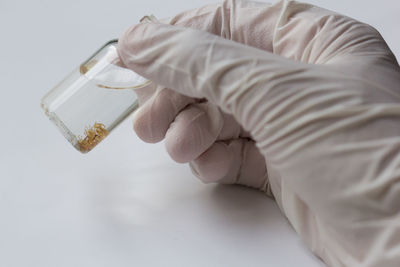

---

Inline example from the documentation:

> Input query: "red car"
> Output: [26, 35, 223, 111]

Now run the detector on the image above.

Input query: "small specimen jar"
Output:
[41, 39, 149, 153]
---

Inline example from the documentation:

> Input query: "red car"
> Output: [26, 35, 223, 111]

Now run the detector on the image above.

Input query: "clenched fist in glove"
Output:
[117, 0, 400, 266]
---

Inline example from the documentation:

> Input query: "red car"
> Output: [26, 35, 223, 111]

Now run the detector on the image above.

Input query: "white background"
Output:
[0, 1, 399, 266]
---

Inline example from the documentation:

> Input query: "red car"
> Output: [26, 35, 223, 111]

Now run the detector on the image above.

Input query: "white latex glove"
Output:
[118, 0, 400, 266]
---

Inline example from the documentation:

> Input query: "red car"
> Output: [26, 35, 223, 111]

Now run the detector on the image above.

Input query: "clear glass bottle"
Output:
[41, 39, 149, 153]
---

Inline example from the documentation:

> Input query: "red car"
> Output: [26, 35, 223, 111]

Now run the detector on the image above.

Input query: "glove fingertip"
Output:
[118, 22, 160, 73]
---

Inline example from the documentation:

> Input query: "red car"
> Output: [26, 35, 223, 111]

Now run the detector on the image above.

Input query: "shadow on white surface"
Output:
[87, 164, 324, 267]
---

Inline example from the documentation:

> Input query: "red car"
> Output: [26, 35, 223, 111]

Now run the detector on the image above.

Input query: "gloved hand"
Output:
[118, 0, 400, 266]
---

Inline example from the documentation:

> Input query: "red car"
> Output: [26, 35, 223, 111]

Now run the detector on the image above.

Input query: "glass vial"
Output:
[41, 39, 149, 153]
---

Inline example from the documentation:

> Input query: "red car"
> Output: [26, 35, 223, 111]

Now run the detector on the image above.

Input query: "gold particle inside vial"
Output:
[78, 122, 109, 153]
[80, 60, 98, 75]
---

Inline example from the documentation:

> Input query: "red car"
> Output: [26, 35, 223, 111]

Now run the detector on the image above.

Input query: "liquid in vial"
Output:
[41, 40, 149, 153]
